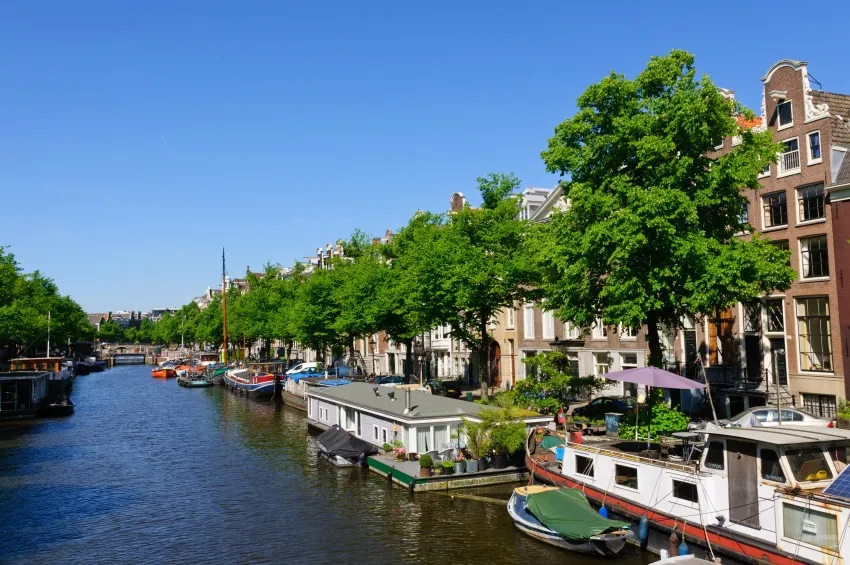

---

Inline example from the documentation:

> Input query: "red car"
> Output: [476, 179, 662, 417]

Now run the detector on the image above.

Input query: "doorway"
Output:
[744, 335, 761, 386]
[769, 338, 787, 385]
[727, 440, 760, 529]
[489, 341, 501, 389]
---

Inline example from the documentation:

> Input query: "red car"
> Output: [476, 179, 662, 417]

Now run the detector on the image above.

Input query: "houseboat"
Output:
[0, 370, 50, 419]
[527, 425, 850, 565]
[222, 367, 278, 398]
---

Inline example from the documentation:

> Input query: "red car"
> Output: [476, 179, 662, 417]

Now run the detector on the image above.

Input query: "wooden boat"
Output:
[152, 368, 176, 378]
[526, 426, 850, 565]
[223, 368, 278, 397]
[41, 397, 75, 417]
[508, 485, 633, 555]
[315, 424, 378, 467]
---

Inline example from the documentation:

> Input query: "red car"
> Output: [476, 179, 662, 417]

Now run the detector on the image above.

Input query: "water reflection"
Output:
[0, 366, 657, 564]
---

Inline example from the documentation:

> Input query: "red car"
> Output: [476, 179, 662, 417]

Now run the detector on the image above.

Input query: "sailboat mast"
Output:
[222, 248, 228, 363]
[47, 310, 51, 356]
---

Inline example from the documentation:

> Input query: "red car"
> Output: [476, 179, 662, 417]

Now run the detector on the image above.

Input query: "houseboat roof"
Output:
[0, 371, 50, 380]
[704, 425, 850, 445]
[308, 382, 548, 422]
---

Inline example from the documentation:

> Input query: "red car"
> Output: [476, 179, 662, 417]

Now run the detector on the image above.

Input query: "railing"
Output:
[779, 149, 800, 173]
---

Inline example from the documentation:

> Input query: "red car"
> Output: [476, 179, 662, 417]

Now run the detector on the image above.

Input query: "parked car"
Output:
[286, 361, 323, 375]
[726, 407, 831, 428]
[376, 375, 407, 386]
[326, 366, 364, 378]
[570, 396, 636, 420]
[426, 379, 464, 398]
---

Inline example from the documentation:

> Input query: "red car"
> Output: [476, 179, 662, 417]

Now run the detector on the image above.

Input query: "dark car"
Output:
[427, 379, 464, 398]
[376, 375, 406, 385]
[570, 396, 636, 420]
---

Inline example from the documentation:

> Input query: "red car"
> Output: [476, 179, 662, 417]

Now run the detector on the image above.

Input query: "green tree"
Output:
[138, 318, 155, 343]
[538, 50, 795, 366]
[98, 319, 124, 344]
[293, 269, 340, 364]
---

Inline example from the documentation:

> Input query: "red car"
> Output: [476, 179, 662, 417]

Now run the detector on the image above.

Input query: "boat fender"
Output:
[638, 516, 649, 542]
[677, 539, 690, 556]
[669, 531, 679, 557]
[598, 506, 608, 518]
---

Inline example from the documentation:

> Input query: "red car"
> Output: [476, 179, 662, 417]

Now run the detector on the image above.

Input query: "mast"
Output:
[222, 248, 228, 363]
[47, 310, 51, 357]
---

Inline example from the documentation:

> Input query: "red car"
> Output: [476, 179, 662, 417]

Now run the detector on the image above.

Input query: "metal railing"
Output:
[779, 149, 800, 173]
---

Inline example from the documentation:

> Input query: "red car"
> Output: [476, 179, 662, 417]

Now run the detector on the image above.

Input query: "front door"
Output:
[744, 335, 761, 386]
[684, 330, 697, 378]
[727, 440, 760, 529]
[490, 341, 501, 389]
[769, 338, 787, 386]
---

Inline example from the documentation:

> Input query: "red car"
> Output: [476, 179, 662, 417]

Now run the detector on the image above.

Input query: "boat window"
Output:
[672, 480, 698, 503]
[782, 503, 839, 551]
[785, 447, 832, 482]
[830, 446, 849, 468]
[760, 449, 786, 483]
[704, 441, 725, 470]
[575, 455, 594, 477]
[614, 464, 638, 489]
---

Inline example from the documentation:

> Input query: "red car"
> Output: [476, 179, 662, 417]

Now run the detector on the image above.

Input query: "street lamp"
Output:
[773, 348, 786, 422]
[369, 336, 377, 376]
[413, 339, 425, 385]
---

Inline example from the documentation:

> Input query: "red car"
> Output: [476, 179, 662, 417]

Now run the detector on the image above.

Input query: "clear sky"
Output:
[2, 1, 848, 313]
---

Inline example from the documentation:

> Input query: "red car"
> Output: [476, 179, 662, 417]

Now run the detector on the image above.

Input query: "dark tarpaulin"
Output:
[316, 425, 379, 458]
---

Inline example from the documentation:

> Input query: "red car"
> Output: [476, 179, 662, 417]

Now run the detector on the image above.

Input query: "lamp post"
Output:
[413, 339, 425, 385]
[773, 348, 786, 423]
[369, 336, 377, 376]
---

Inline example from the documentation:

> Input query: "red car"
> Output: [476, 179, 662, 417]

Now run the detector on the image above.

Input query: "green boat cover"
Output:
[525, 488, 630, 541]
[539, 435, 565, 449]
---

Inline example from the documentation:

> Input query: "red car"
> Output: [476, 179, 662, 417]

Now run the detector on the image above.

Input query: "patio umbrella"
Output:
[602, 367, 710, 447]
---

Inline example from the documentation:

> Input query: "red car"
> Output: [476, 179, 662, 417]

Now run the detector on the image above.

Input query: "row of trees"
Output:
[0, 247, 94, 357]
[122, 51, 796, 399]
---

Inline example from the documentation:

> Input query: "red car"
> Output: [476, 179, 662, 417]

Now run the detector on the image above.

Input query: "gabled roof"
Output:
[811, 91, 850, 144]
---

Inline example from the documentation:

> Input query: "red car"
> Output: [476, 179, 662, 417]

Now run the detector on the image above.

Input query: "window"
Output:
[739, 201, 749, 226]
[614, 464, 638, 489]
[777, 100, 793, 128]
[566, 352, 579, 377]
[797, 297, 832, 372]
[760, 449, 786, 483]
[507, 307, 515, 328]
[786, 447, 832, 482]
[744, 302, 761, 333]
[620, 325, 638, 339]
[766, 299, 785, 332]
[357, 414, 362, 437]
[523, 305, 535, 339]
[807, 131, 822, 163]
[565, 323, 580, 340]
[802, 393, 837, 419]
[594, 353, 610, 376]
[760, 161, 771, 177]
[704, 441, 725, 470]
[800, 236, 829, 279]
[763, 192, 788, 227]
[381, 428, 388, 444]
[783, 504, 839, 551]
[373, 425, 379, 441]
[672, 480, 699, 503]
[779, 138, 800, 174]
[542, 309, 555, 340]
[575, 455, 594, 477]
[592, 319, 608, 339]
[798, 184, 825, 222]
[416, 426, 430, 452]
[523, 351, 537, 379]
[621, 353, 638, 370]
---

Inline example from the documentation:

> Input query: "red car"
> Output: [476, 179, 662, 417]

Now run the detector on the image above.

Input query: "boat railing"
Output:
[567, 441, 697, 473]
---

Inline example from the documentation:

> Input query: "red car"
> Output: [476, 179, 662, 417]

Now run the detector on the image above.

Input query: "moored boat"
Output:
[507, 485, 633, 555]
[177, 374, 213, 387]
[222, 368, 278, 397]
[152, 368, 176, 378]
[41, 396, 75, 417]
[315, 424, 378, 467]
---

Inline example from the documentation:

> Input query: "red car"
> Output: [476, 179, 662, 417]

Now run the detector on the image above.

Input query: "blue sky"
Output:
[2, 1, 848, 312]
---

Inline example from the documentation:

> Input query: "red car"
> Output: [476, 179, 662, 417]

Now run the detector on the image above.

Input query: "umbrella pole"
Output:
[699, 362, 719, 424]
[647, 386, 651, 449]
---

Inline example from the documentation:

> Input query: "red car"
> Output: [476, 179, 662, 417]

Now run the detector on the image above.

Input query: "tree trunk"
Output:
[646, 315, 663, 368]
[404, 340, 413, 382]
[479, 315, 490, 400]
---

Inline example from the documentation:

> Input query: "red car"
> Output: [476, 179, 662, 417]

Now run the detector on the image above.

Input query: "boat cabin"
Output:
[0, 371, 50, 419]
[307, 382, 550, 456]
[10, 357, 66, 374]
[552, 426, 850, 564]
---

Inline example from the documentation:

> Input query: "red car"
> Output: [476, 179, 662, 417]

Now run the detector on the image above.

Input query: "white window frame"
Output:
[613, 463, 640, 492]
[796, 183, 826, 225]
[373, 425, 379, 441]
[506, 307, 515, 329]
[565, 323, 580, 340]
[542, 309, 555, 340]
[592, 318, 607, 340]
[777, 100, 793, 130]
[799, 235, 829, 281]
[670, 478, 700, 506]
[381, 428, 388, 444]
[778, 137, 801, 177]
[619, 325, 638, 340]
[762, 190, 788, 230]
[594, 352, 610, 376]
[759, 161, 771, 178]
[806, 131, 822, 165]
[620, 352, 638, 370]
[523, 304, 535, 339]
[795, 296, 834, 374]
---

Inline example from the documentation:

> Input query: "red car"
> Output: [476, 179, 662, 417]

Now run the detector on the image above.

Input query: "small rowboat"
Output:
[152, 368, 176, 378]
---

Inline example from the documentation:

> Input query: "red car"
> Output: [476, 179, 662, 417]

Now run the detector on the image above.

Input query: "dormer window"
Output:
[777, 100, 793, 128]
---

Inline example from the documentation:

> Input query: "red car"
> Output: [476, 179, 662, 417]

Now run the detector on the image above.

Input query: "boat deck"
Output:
[534, 434, 700, 474]
[368, 456, 528, 492]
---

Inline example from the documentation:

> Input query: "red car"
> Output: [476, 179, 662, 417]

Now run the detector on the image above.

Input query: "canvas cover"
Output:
[525, 488, 630, 541]
[539, 435, 565, 450]
[316, 425, 378, 458]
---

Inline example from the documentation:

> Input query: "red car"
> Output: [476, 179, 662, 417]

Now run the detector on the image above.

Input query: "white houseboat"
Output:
[307, 382, 550, 454]
[528, 426, 850, 565]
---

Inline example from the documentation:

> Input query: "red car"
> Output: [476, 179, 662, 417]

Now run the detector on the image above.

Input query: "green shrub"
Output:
[382, 442, 392, 452]
[619, 402, 689, 440]
[838, 399, 850, 421]
[441, 459, 454, 468]
[419, 454, 433, 468]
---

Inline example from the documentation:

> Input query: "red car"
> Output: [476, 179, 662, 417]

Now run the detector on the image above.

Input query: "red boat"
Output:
[151, 368, 176, 378]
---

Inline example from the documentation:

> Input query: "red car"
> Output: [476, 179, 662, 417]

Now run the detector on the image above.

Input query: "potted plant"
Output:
[487, 405, 528, 469]
[441, 459, 455, 475]
[393, 446, 407, 462]
[382, 442, 393, 458]
[838, 399, 850, 430]
[419, 454, 433, 477]
[459, 417, 491, 474]
[453, 453, 466, 474]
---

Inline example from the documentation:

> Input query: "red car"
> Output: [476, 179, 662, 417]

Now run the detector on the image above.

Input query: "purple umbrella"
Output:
[603, 366, 706, 389]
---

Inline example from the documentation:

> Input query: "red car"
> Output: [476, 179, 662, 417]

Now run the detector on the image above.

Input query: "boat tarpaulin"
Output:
[316, 425, 379, 458]
[539, 435, 565, 450]
[525, 488, 630, 541]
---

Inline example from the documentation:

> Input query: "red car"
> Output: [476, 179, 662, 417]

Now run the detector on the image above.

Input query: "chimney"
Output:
[404, 389, 412, 414]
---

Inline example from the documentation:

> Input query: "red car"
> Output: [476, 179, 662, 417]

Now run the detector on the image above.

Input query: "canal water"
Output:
[0, 365, 658, 564]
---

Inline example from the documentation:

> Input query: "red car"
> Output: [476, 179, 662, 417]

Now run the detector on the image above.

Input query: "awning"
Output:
[602, 366, 706, 390]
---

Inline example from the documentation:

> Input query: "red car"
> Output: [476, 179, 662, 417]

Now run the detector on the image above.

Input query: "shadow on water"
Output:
[0, 365, 658, 565]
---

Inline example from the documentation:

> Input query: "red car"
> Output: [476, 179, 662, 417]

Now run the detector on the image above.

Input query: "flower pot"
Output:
[442, 466, 454, 475]
[454, 461, 466, 474]
[478, 457, 490, 471]
[492, 453, 508, 469]
[434, 466, 443, 476]
[466, 459, 479, 473]
[420, 467, 432, 478]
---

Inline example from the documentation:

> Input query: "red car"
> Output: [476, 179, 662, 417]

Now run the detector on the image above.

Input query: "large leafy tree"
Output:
[538, 50, 795, 366]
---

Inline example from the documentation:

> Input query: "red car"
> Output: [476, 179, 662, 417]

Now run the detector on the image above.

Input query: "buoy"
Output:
[678, 538, 690, 556]
[669, 531, 679, 557]
[638, 516, 649, 541]
[598, 506, 609, 518]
